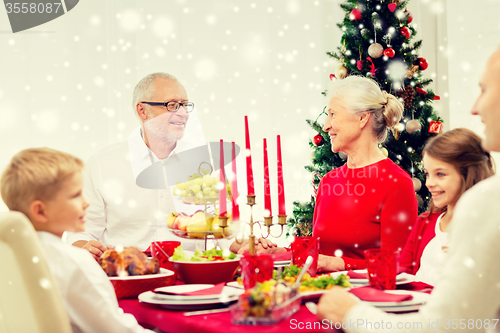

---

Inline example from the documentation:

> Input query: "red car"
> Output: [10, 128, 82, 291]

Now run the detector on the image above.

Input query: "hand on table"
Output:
[72, 240, 112, 261]
[236, 237, 286, 255]
[317, 254, 345, 272]
[317, 286, 359, 324]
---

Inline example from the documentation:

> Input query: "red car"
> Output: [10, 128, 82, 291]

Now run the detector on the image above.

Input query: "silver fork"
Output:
[305, 302, 318, 315]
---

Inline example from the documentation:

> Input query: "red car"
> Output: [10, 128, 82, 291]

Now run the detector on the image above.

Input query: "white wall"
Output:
[446, 0, 500, 162]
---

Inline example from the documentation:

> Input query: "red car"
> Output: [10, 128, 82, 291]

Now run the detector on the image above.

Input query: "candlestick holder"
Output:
[232, 195, 287, 255]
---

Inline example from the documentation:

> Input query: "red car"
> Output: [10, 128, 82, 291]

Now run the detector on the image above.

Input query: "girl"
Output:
[399, 128, 494, 285]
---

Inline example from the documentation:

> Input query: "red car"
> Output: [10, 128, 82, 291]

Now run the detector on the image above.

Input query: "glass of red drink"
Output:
[364, 249, 399, 290]
[291, 236, 320, 277]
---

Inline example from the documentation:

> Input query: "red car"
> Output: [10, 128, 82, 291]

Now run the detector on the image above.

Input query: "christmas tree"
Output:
[288, 0, 443, 237]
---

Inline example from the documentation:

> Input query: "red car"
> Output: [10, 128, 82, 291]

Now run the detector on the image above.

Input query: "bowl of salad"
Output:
[170, 246, 241, 284]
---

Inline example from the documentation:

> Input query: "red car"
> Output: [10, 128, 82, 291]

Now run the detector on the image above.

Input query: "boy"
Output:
[0, 148, 153, 333]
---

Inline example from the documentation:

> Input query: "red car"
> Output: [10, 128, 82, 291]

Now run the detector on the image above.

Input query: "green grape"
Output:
[193, 177, 203, 186]
[202, 186, 212, 195]
[191, 184, 201, 194]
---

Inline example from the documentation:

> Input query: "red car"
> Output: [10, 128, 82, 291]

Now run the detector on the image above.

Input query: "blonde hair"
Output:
[327, 76, 403, 142]
[0, 148, 84, 216]
[132, 72, 180, 120]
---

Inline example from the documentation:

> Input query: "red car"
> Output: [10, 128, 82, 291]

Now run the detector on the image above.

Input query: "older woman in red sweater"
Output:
[313, 76, 418, 272]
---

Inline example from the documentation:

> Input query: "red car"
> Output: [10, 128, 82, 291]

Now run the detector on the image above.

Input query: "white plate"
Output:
[331, 270, 412, 285]
[139, 288, 242, 311]
[154, 284, 222, 301]
[274, 260, 291, 267]
[226, 281, 244, 289]
[351, 290, 429, 309]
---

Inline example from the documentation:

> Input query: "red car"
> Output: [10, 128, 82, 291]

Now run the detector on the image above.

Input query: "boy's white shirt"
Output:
[37, 231, 153, 333]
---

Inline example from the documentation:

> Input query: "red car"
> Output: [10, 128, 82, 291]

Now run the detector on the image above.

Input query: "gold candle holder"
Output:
[247, 194, 256, 206]
[218, 215, 228, 228]
[264, 216, 273, 228]
[278, 215, 287, 226]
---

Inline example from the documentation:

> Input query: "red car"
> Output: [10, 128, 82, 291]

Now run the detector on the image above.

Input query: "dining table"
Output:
[119, 298, 341, 333]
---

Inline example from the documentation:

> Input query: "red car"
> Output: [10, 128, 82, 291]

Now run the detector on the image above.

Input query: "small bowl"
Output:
[109, 268, 176, 299]
[171, 258, 241, 284]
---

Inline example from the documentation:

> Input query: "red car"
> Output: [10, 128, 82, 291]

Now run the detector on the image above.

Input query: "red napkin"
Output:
[347, 271, 368, 279]
[155, 283, 226, 296]
[272, 251, 292, 261]
[397, 281, 433, 293]
[350, 286, 413, 302]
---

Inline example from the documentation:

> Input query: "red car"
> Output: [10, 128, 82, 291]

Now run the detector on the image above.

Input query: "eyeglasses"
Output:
[141, 101, 195, 113]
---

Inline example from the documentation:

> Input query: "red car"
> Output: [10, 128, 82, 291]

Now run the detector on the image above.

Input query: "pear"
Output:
[187, 212, 215, 238]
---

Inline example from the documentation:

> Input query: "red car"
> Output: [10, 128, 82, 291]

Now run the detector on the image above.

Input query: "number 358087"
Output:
[5, 3, 62, 14]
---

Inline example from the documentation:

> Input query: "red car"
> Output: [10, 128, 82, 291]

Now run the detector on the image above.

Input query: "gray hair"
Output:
[132, 72, 179, 118]
[327, 76, 403, 142]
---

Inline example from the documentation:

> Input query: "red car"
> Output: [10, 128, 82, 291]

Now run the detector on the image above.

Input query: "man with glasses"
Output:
[66, 73, 204, 259]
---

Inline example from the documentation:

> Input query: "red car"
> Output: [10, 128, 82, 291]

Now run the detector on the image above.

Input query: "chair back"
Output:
[0, 211, 72, 333]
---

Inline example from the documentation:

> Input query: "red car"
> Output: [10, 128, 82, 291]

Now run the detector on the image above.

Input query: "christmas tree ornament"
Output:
[406, 119, 422, 134]
[412, 177, 422, 192]
[400, 27, 411, 39]
[418, 57, 428, 70]
[383, 48, 395, 58]
[388, 3, 397, 12]
[357, 60, 363, 70]
[366, 57, 377, 76]
[407, 13, 413, 23]
[329, 74, 336, 81]
[433, 95, 441, 100]
[350, 8, 362, 20]
[313, 133, 324, 146]
[338, 151, 348, 160]
[416, 194, 424, 207]
[416, 87, 427, 95]
[368, 43, 384, 58]
[380, 147, 389, 157]
[428, 121, 443, 134]
[406, 64, 419, 79]
[335, 64, 348, 79]
[396, 85, 415, 109]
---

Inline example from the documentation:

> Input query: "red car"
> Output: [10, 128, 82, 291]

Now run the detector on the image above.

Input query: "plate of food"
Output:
[99, 247, 176, 299]
[170, 246, 242, 284]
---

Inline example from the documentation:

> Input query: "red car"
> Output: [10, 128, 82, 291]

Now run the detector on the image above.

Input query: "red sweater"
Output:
[399, 212, 441, 275]
[312, 158, 418, 270]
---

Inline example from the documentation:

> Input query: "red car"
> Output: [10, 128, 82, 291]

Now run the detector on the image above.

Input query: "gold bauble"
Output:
[335, 65, 348, 79]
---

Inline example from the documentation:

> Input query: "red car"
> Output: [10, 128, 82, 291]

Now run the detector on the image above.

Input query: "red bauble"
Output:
[313, 134, 324, 146]
[416, 87, 427, 95]
[400, 27, 410, 39]
[357, 60, 363, 70]
[407, 14, 413, 23]
[388, 3, 397, 12]
[383, 48, 395, 58]
[350, 8, 362, 20]
[419, 57, 429, 70]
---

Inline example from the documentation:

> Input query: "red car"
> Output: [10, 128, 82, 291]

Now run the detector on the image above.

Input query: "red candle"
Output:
[277, 135, 286, 215]
[244, 116, 255, 196]
[263, 138, 272, 216]
[231, 142, 240, 221]
[219, 140, 227, 217]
